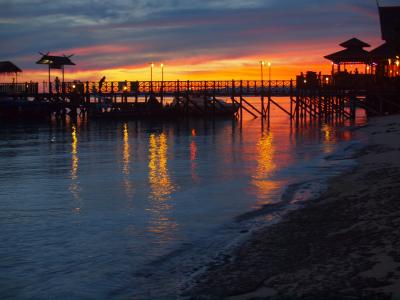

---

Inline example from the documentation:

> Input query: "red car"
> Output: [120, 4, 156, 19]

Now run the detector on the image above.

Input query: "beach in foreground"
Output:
[187, 115, 400, 299]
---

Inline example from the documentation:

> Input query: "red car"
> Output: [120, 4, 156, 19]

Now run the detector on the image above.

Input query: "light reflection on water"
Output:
[0, 98, 367, 299]
[122, 123, 134, 202]
[69, 124, 81, 213]
[251, 131, 282, 207]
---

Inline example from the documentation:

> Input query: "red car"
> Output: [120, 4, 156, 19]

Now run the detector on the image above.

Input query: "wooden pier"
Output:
[1, 77, 399, 123]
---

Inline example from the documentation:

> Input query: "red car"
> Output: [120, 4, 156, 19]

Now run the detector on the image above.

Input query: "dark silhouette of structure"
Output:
[0, 61, 22, 82]
[369, 5, 400, 78]
[36, 53, 75, 92]
[325, 38, 371, 74]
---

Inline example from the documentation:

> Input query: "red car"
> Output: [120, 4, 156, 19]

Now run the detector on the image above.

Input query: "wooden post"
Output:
[261, 77, 265, 118]
[204, 81, 208, 115]
[295, 86, 300, 126]
[267, 79, 271, 123]
[186, 80, 190, 116]
[290, 79, 293, 118]
[213, 81, 216, 117]
[318, 87, 322, 123]
[110, 82, 114, 103]
[86, 81, 90, 104]
[48, 65, 52, 94]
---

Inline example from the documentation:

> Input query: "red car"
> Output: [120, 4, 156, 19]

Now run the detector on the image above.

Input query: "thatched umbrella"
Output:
[0, 61, 22, 83]
[36, 53, 75, 89]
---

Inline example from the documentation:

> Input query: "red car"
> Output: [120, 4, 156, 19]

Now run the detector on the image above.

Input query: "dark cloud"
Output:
[0, 0, 384, 70]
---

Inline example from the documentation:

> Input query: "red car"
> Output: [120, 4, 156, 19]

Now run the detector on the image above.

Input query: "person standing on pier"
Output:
[54, 77, 60, 94]
[99, 76, 106, 94]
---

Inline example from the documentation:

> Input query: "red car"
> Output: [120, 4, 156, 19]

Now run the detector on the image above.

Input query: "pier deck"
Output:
[1, 78, 399, 122]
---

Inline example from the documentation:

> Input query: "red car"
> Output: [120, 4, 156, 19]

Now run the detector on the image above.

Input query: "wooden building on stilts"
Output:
[369, 5, 400, 78]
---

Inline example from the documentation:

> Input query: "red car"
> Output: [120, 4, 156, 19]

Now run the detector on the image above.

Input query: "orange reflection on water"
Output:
[321, 124, 336, 154]
[69, 125, 81, 212]
[147, 132, 177, 242]
[251, 131, 280, 206]
[148, 133, 175, 201]
[122, 123, 134, 201]
[71, 125, 78, 179]
[123, 123, 130, 175]
[190, 139, 199, 182]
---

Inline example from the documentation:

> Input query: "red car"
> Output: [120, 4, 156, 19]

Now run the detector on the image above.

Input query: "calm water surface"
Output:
[0, 98, 367, 299]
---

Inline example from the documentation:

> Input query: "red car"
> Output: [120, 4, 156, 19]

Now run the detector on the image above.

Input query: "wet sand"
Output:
[186, 115, 400, 299]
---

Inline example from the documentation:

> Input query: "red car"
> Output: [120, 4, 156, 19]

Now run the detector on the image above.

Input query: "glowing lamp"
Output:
[123, 86, 127, 91]
[72, 84, 76, 89]
[267, 62, 271, 67]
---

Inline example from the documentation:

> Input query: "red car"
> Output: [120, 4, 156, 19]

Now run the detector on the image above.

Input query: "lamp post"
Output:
[150, 62, 154, 92]
[260, 61, 265, 84]
[268, 62, 271, 82]
[160, 63, 164, 104]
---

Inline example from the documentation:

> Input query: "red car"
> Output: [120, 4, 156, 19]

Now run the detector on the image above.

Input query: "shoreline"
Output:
[185, 115, 400, 299]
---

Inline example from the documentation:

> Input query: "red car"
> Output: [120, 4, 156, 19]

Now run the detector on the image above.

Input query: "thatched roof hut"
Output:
[36, 53, 75, 86]
[0, 61, 22, 74]
[36, 54, 75, 69]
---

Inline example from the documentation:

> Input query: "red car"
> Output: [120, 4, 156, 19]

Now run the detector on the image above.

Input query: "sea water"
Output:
[0, 98, 367, 299]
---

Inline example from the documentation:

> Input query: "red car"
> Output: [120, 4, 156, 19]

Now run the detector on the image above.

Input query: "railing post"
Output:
[268, 79, 272, 122]
[213, 81, 216, 117]
[86, 81, 90, 104]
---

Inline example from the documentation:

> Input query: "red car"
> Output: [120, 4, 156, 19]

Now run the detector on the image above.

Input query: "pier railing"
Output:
[0, 83, 38, 95]
[24, 80, 296, 96]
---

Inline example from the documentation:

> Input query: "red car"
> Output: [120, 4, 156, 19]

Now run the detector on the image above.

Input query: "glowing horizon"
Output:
[0, 44, 379, 83]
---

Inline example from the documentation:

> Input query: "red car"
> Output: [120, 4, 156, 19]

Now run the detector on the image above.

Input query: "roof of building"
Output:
[369, 41, 400, 61]
[0, 61, 22, 74]
[339, 38, 371, 49]
[325, 48, 370, 64]
[324, 38, 371, 64]
[36, 54, 75, 69]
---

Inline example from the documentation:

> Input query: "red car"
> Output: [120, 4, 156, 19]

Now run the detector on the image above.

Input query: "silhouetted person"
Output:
[355, 68, 359, 75]
[54, 77, 60, 94]
[99, 76, 106, 94]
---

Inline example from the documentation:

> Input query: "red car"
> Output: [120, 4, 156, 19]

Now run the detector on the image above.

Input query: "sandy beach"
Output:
[186, 115, 400, 299]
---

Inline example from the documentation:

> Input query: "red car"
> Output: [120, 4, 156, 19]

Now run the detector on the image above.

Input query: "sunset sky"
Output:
[0, 0, 394, 82]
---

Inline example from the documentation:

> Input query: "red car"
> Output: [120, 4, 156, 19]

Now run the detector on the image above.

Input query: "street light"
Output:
[267, 62, 271, 82]
[160, 63, 164, 104]
[260, 61, 265, 84]
[150, 62, 154, 92]
[150, 62, 154, 82]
